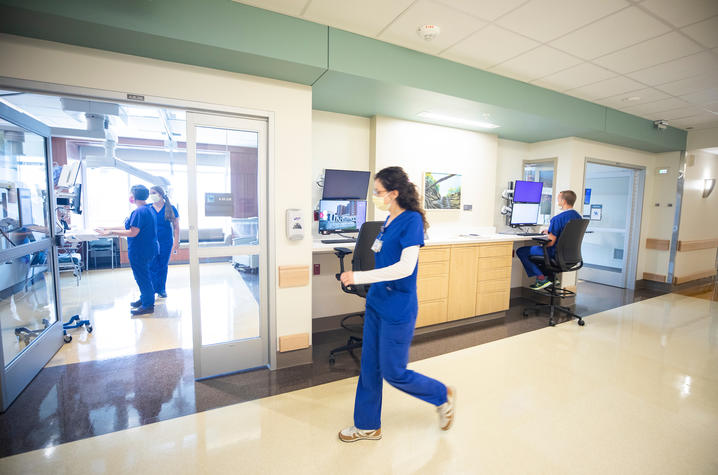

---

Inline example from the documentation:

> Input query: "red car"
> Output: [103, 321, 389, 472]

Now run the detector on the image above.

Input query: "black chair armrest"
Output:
[536, 238, 554, 270]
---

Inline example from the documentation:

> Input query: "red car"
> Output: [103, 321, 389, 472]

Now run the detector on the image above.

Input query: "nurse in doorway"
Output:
[148, 186, 179, 299]
[97, 184, 158, 316]
[338, 166, 455, 443]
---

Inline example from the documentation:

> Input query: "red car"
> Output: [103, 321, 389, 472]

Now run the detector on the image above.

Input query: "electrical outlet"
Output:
[313, 264, 320, 275]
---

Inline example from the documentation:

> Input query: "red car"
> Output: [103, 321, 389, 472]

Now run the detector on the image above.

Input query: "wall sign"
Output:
[590, 204, 602, 221]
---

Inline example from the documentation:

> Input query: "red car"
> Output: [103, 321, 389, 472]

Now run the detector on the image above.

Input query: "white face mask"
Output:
[149, 194, 161, 204]
[372, 194, 391, 211]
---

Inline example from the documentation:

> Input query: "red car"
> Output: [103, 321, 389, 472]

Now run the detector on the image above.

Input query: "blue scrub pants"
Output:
[129, 252, 155, 308]
[516, 245, 548, 278]
[353, 302, 447, 431]
[150, 240, 172, 295]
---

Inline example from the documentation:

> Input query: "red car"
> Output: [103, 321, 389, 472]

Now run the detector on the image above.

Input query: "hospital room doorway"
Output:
[578, 160, 646, 289]
[0, 88, 270, 409]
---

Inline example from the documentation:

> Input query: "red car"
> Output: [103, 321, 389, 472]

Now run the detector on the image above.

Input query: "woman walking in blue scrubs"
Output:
[338, 166, 455, 442]
[97, 185, 158, 316]
[148, 186, 179, 299]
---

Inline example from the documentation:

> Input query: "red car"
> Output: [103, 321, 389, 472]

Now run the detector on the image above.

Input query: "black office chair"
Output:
[523, 218, 590, 327]
[329, 221, 383, 365]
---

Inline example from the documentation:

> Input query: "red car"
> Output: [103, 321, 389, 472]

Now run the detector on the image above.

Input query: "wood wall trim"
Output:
[677, 239, 718, 252]
[278, 266, 309, 288]
[642, 272, 666, 283]
[645, 238, 670, 251]
[673, 270, 717, 285]
[278, 333, 310, 352]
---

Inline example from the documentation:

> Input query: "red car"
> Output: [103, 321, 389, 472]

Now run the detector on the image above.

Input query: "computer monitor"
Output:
[513, 180, 543, 203]
[322, 169, 371, 200]
[510, 202, 540, 226]
[318, 199, 367, 234]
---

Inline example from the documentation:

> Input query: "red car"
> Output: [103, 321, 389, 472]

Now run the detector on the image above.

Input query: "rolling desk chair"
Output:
[330, 221, 383, 365]
[523, 218, 590, 327]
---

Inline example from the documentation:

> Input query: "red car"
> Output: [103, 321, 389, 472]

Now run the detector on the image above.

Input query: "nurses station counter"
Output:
[313, 233, 536, 329]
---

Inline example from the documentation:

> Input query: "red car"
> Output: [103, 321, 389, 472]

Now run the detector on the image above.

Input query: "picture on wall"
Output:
[424, 172, 461, 210]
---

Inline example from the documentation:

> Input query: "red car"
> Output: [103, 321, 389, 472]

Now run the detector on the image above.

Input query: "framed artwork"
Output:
[424, 172, 461, 210]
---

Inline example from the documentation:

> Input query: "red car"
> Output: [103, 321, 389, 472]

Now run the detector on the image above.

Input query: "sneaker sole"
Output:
[531, 281, 552, 290]
[338, 432, 382, 443]
[441, 387, 456, 431]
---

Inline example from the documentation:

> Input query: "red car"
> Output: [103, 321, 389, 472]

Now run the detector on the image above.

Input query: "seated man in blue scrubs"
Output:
[97, 185, 159, 315]
[516, 190, 582, 290]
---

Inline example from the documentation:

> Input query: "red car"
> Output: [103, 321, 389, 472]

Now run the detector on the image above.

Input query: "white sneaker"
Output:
[437, 386, 456, 431]
[338, 425, 382, 442]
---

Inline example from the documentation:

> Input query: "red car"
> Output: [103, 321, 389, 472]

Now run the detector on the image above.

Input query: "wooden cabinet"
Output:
[416, 241, 513, 328]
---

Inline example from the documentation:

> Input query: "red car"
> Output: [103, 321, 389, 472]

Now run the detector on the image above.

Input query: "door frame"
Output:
[0, 101, 64, 411]
[0, 76, 280, 370]
[580, 157, 646, 289]
[186, 112, 269, 379]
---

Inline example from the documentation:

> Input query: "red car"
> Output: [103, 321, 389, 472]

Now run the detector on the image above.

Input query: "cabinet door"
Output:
[447, 246, 480, 320]
[416, 299, 448, 327]
[477, 290, 510, 315]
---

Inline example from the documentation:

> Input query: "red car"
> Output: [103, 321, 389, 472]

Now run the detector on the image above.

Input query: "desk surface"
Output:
[312, 233, 541, 253]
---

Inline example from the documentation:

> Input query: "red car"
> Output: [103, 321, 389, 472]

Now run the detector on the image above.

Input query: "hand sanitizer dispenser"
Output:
[286, 209, 304, 241]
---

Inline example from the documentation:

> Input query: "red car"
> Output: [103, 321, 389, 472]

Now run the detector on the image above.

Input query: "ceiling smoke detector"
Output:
[417, 24, 440, 41]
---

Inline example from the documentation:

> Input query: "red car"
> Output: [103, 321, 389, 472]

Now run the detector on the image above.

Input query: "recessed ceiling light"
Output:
[417, 111, 500, 129]
[622, 96, 641, 102]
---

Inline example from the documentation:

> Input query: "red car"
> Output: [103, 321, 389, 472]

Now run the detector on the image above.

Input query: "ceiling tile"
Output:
[489, 46, 581, 82]
[627, 51, 718, 85]
[549, 7, 671, 59]
[595, 87, 671, 108]
[670, 112, 718, 129]
[232, 0, 308, 16]
[378, 0, 487, 55]
[681, 88, 718, 105]
[531, 63, 616, 91]
[655, 73, 718, 96]
[621, 97, 691, 115]
[565, 76, 645, 100]
[435, 0, 529, 21]
[640, 0, 718, 28]
[495, 0, 628, 43]
[705, 102, 718, 113]
[681, 16, 718, 48]
[593, 32, 703, 74]
[303, 0, 415, 37]
[658, 105, 709, 120]
[442, 25, 539, 69]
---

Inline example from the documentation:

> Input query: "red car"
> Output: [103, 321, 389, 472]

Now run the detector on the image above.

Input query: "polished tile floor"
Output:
[0, 292, 716, 474]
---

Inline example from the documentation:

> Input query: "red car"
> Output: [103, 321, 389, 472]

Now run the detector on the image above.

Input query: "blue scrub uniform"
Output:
[126, 206, 159, 308]
[149, 204, 179, 296]
[353, 210, 447, 431]
[517, 209, 582, 277]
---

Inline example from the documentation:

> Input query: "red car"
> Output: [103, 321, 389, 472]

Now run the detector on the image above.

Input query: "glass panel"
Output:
[199, 255, 259, 346]
[194, 126, 259, 247]
[523, 162, 554, 225]
[0, 118, 52, 248]
[1, 250, 58, 367]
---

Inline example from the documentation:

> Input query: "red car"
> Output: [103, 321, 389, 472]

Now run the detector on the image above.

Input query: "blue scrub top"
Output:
[547, 209, 582, 255]
[367, 210, 425, 320]
[125, 205, 158, 260]
[149, 204, 179, 245]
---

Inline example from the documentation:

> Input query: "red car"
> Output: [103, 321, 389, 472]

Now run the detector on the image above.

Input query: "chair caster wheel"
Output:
[549, 320, 555, 327]
[329, 356, 335, 365]
[64, 334, 72, 343]
[87, 325, 93, 333]
[522, 310, 529, 317]
[578, 319, 585, 326]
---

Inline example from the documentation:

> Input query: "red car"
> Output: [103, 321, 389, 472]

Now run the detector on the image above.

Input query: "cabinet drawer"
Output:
[417, 275, 449, 301]
[416, 299, 448, 328]
[479, 244, 512, 258]
[419, 247, 450, 263]
[476, 291, 510, 315]
[478, 279, 509, 294]
[478, 255, 512, 269]
[418, 260, 450, 277]
[477, 265, 511, 281]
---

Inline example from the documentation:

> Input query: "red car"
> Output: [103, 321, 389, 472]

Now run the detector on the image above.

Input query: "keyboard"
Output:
[517, 232, 545, 236]
[321, 239, 356, 244]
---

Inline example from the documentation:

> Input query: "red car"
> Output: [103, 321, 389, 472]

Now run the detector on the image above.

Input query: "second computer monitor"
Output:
[513, 180, 543, 203]
[510, 202, 540, 226]
[318, 199, 367, 234]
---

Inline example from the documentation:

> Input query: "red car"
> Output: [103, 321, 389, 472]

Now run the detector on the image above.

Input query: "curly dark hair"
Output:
[375, 166, 429, 230]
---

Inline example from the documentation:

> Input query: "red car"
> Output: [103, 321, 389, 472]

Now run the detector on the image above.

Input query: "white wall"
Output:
[372, 116, 498, 236]
[311, 110, 370, 318]
[687, 127, 718, 150]
[0, 34, 314, 350]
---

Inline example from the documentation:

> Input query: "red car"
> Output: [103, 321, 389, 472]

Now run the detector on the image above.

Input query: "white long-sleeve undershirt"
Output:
[352, 245, 420, 285]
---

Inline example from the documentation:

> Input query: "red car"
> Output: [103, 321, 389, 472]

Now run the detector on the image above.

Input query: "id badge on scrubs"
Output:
[371, 238, 383, 253]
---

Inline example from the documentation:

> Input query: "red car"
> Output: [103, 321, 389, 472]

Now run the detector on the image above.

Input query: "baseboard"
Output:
[636, 277, 715, 293]
[275, 347, 312, 369]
